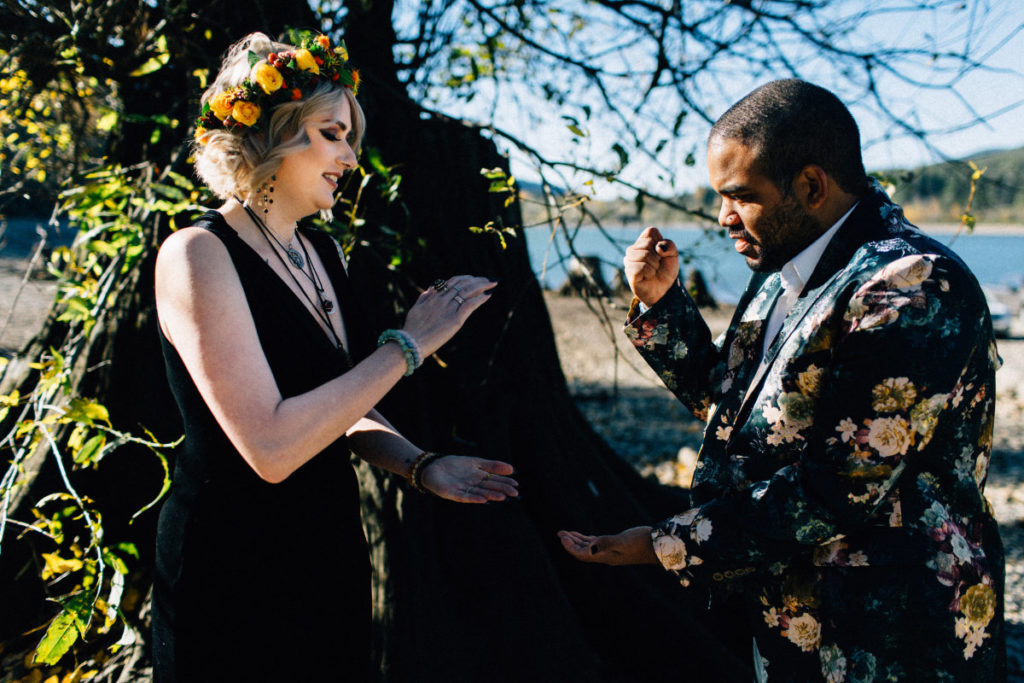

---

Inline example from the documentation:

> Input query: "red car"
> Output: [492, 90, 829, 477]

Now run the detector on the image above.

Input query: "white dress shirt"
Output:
[760, 203, 858, 358]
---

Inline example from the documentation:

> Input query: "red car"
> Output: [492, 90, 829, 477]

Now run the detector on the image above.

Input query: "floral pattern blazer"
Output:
[626, 182, 1005, 681]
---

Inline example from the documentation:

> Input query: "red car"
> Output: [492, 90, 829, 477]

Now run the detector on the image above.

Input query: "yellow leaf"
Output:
[95, 111, 118, 133]
[40, 553, 83, 580]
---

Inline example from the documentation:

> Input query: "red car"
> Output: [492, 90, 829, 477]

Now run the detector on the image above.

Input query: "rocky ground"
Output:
[2, 256, 1022, 677]
[543, 289, 1024, 680]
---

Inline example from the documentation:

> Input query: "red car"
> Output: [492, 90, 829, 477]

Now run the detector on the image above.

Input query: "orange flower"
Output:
[194, 126, 210, 144]
[209, 91, 235, 120]
[231, 100, 261, 127]
[351, 69, 361, 94]
[251, 61, 283, 94]
[294, 49, 319, 74]
[316, 35, 331, 50]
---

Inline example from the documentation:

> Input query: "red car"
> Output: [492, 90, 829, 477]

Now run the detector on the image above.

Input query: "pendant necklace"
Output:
[240, 200, 345, 355]
[242, 200, 306, 269]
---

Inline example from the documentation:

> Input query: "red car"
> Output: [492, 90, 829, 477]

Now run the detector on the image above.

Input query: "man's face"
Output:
[707, 136, 823, 273]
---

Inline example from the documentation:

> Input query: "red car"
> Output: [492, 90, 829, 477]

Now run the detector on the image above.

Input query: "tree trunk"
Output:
[341, 3, 749, 677]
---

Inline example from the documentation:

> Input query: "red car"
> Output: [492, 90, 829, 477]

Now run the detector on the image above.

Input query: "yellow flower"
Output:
[251, 61, 283, 94]
[294, 49, 319, 74]
[231, 100, 261, 127]
[960, 584, 996, 626]
[335, 44, 349, 62]
[871, 377, 917, 412]
[194, 126, 210, 144]
[796, 364, 823, 397]
[209, 91, 234, 120]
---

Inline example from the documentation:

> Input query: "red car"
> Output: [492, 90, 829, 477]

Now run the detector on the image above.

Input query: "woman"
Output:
[152, 32, 518, 681]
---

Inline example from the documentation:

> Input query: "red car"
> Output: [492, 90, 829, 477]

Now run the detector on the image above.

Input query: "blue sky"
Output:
[423, 1, 1024, 197]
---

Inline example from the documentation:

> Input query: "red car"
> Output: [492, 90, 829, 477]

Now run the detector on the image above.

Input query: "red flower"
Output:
[291, 88, 303, 100]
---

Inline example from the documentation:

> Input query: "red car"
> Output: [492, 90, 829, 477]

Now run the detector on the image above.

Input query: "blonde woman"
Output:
[153, 32, 517, 681]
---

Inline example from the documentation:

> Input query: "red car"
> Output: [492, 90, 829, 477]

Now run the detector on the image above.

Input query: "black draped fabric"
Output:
[153, 211, 371, 682]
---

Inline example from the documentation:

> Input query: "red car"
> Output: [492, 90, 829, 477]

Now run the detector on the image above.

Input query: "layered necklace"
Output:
[239, 199, 346, 353]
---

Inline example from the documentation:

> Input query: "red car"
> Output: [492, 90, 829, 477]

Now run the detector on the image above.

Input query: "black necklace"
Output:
[239, 201, 344, 351]
[294, 235, 334, 314]
[243, 202, 305, 269]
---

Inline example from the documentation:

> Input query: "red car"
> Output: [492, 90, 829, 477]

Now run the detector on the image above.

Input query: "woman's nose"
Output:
[337, 146, 357, 171]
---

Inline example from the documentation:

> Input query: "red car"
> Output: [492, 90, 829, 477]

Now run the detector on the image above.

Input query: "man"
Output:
[559, 79, 1005, 681]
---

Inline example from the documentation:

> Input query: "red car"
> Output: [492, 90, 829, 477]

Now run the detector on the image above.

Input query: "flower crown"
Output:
[194, 33, 360, 143]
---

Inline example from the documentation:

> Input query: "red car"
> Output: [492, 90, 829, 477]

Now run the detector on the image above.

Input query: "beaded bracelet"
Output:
[377, 329, 422, 376]
[408, 451, 444, 493]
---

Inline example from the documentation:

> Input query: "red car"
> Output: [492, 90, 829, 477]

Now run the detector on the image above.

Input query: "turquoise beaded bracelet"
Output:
[377, 329, 422, 376]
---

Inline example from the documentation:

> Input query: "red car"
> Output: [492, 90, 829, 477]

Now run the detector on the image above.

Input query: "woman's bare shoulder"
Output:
[156, 226, 234, 287]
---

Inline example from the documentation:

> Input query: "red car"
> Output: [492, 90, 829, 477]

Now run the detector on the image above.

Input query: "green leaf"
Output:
[103, 548, 129, 575]
[65, 398, 110, 425]
[130, 35, 170, 77]
[130, 53, 169, 77]
[74, 434, 106, 466]
[35, 607, 84, 665]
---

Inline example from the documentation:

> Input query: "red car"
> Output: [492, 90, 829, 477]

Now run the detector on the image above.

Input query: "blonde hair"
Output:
[193, 33, 366, 200]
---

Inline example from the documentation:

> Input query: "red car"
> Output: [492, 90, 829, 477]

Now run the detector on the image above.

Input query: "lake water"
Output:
[524, 224, 1024, 303]
[4, 217, 1021, 305]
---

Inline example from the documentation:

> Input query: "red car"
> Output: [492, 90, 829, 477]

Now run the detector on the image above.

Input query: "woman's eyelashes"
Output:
[320, 129, 340, 142]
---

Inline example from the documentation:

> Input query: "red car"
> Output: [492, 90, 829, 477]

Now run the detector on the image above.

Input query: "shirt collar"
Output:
[779, 201, 858, 295]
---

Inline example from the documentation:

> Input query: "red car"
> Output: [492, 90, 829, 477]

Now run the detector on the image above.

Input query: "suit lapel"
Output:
[733, 195, 892, 425]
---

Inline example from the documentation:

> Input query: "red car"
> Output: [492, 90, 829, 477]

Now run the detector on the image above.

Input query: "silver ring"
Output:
[453, 294, 466, 305]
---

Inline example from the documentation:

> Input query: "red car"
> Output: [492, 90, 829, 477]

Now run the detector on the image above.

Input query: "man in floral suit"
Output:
[559, 79, 1005, 681]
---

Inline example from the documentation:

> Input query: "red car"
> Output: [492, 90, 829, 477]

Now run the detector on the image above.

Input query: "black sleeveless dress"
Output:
[152, 211, 371, 682]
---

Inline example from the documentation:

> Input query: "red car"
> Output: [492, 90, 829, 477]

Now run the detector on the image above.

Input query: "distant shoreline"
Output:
[917, 223, 1024, 236]
[532, 221, 1024, 237]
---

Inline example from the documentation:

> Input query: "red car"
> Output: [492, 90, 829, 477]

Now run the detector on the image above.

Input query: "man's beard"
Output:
[744, 198, 824, 273]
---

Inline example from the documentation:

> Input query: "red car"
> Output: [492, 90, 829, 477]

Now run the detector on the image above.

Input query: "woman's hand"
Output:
[402, 276, 497, 357]
[421, 455, 519, 503]
[557, 526, 658, 566]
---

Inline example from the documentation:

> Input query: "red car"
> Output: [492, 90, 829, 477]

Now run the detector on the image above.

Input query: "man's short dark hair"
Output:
[710, 79, 868, 196]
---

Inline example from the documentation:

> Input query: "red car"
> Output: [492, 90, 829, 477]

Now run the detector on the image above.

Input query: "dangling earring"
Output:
[258, 175, 276, 217]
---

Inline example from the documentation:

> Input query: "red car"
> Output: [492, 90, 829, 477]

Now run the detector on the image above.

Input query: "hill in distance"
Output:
[519, 146, 1024, 228]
